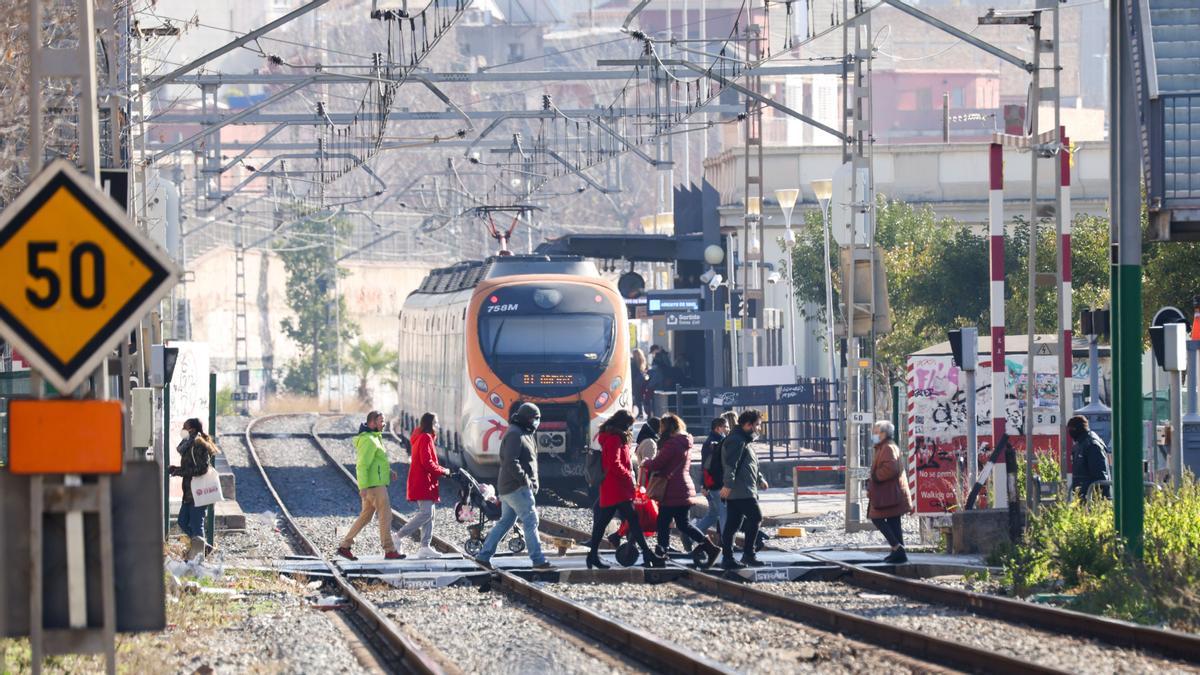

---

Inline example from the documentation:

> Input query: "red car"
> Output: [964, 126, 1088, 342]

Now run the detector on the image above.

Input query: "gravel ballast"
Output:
[781, 581, 1198, 674]
[361, 585, 639, 674]
[765, 510, 920, 551]
[548, 582, 945, 674]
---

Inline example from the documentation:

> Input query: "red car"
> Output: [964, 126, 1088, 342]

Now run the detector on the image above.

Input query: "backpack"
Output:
[584, 448, 606, 487]
[703, 436, 724, 490]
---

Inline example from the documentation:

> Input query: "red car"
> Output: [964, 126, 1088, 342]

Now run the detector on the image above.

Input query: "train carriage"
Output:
[397, 255, 631, 491]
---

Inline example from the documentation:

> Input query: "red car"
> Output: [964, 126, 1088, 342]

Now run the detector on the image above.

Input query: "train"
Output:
[395, 254, 632, 491]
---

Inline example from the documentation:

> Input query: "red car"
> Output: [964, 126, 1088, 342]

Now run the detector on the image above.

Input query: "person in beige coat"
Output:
[867, 420, 913, 563]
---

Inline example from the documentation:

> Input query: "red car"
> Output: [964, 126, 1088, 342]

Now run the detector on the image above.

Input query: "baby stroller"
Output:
[610, 485, 660, 566]
[451, 467, 525, 557]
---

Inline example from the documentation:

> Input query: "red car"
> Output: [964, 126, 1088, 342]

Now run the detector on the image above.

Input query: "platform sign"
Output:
[0, 160, 178, 393]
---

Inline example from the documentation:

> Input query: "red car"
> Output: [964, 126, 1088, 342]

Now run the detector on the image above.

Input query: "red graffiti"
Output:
[481, 419, 507, 453]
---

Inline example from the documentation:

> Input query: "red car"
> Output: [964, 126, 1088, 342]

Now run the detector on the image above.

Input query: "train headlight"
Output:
[474, 377, 488, 392]
[489, 393, 504, 409]
[594, 391, 610, 409]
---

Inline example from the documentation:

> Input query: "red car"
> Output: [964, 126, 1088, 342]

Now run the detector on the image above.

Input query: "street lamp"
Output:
[746, 196, 762, 256]
[775, 188, 801, 369]
[811, 178, 840, 455]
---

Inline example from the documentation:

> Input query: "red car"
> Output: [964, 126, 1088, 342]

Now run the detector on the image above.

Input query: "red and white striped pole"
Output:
[989, 143, 1009, 509]
[906, 361, 917, 503]
[1059, 128, 1073, 475]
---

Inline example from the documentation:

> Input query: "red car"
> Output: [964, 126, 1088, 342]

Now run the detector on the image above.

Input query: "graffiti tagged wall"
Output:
[906, 352, 1096, 513]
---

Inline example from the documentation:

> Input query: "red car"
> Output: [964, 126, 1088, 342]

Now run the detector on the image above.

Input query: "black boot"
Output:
[586, 549, 610, 570]
[720, 549, 746, 570]
[699, 540, 720, 570]
[740, 553, 765, 568]
[641, 546, 668, 568]
[883, 546, 908, 564]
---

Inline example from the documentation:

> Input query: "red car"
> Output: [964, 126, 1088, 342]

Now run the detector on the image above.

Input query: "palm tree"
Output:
[348, 339, 398, 406]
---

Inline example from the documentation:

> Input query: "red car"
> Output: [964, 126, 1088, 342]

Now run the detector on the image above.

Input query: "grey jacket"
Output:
[721, 427, 760, 500]
[496, 425, 539, 496]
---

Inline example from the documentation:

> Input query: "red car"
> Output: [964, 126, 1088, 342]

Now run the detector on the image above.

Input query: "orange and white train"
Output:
[395, 255, 631, 489]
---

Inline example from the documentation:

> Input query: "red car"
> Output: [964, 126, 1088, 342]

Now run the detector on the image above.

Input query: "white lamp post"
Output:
[775, 188, 800, 369]
[811, 178, 840, 455]
[746, 196, 762, 256]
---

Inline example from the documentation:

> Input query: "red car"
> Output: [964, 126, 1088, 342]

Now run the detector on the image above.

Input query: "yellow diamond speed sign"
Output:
[0, 160, 178, 392]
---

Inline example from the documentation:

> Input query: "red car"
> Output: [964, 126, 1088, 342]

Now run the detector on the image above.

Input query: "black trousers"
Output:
[656, 504, 708, 552]
[590, 500, 650, 553]
[721, 498, 762, 558]
[871, 516, 904, 548]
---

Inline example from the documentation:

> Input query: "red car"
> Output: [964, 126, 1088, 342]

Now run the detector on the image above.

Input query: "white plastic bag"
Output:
[190, 468, 223, 506]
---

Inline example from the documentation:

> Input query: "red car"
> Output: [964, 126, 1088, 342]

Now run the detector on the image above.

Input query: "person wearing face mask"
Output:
[1066, 415, 1111, 500]
[169, 418, 219, 561]
[719, 409, 767, 570]
[392, 412, 452, 559]
[866, 420, 913, 564]
[475, 402, 554, 570]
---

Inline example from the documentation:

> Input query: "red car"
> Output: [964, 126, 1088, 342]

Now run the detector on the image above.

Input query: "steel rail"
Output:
[676, 569, 1064, 675]
[243, 413, 450, 675]
[811, 555, 1200, 664]
[309, 414, 725, 674]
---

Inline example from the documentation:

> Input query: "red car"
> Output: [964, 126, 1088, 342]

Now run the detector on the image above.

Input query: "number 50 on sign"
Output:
[0, 161, 178, 392]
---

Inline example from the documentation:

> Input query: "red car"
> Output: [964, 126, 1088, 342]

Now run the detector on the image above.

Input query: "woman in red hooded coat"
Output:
[587, 410, 666, 569]
[392, 412, 450, 558]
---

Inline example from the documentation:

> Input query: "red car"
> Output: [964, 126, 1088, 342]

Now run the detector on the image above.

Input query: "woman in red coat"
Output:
[587, 410, 666, 569]
[641, 414, 720, 568]
[392, 412, 450, 559]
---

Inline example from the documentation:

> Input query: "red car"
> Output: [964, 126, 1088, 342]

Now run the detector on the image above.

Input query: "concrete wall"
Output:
[704, 140, 1110, 225]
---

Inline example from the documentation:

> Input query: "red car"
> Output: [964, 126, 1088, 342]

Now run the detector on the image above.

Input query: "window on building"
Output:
[951, 87, 965, 108]
[916, 88, 933, 110]
[507, 42, 525, 63]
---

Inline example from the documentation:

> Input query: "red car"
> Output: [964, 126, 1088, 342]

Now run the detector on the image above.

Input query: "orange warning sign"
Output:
[8, 399, 123, 474]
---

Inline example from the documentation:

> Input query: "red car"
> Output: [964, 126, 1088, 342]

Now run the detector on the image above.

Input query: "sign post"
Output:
[0, 161, 177, 674]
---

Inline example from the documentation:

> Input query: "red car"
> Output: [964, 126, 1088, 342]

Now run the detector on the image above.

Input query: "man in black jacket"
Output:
[1067, 415, 1111, 500]
[475, 402, 554, 570]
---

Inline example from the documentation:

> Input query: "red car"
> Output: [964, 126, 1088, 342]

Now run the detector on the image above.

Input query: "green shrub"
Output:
[997, 476, 1200, 630]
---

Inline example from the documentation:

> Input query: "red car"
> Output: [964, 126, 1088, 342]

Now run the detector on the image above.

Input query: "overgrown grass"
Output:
[997, 477, 1200, 631]
[1, 570, 292, 674]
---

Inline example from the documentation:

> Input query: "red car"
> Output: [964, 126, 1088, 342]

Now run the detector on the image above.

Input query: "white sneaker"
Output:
[414, 546, 440, 559]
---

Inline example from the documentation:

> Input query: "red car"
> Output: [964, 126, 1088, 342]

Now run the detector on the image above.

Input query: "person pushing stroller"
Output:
[474, 403, 554, 570]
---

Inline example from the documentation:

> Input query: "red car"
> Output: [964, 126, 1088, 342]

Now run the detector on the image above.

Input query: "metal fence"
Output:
[653, 379, 845, 462]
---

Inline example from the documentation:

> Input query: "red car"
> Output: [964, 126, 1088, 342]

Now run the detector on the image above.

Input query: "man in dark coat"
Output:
[475, 402, 554, 569]
[719, 409, 767, 570]
[1067, 415, 1111, 500]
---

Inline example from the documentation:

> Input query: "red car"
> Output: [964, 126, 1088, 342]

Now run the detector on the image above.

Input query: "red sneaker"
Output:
[384, 550, 406, 560]
[335, 547, 357, 561]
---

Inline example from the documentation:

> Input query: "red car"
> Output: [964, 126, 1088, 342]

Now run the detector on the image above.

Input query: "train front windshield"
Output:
[482, 314, 613, 362]
[477, 284, 618, 396]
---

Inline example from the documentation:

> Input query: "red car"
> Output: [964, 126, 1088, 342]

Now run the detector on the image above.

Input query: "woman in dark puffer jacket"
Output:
[641, 414, 719, 568]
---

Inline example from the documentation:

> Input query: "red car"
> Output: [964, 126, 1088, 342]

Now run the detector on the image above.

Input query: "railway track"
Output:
[806, 554, 1200, 667]
[244, 414, 453, 675]
[256, 412, 1196, 674]
[307, 414, 731, 674]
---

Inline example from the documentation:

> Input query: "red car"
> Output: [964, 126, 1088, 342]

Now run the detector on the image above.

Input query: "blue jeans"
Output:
[178, 502, 207, 539]
[692, 490, 726, 535]
[477, 487, 546, 565]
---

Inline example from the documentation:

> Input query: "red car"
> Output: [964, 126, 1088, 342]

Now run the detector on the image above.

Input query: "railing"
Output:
[653, 379, 845, 462]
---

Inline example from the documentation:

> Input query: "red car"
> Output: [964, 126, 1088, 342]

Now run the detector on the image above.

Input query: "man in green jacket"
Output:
[337, 411, 402, 560]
